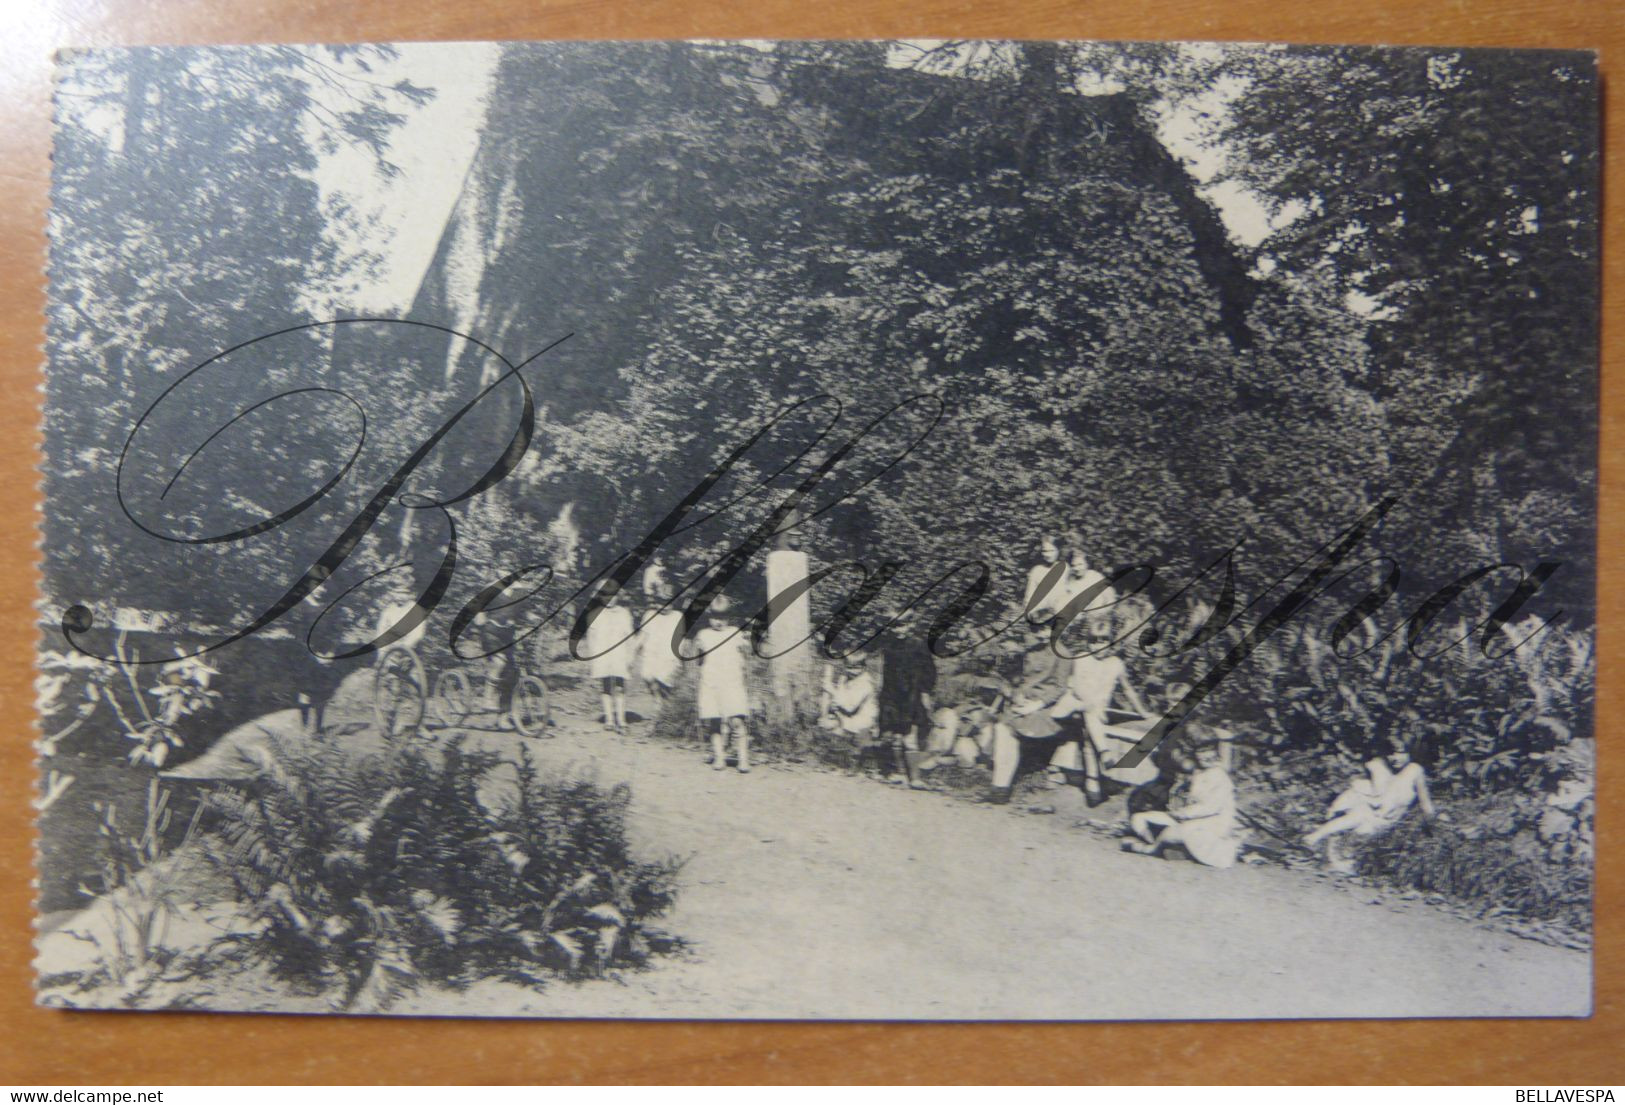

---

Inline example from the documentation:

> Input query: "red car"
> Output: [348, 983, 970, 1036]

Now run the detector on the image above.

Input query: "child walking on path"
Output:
[696, 596, 753, 773]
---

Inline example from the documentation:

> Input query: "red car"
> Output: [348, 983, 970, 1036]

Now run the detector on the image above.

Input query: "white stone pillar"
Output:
[764, 547, 813, 704]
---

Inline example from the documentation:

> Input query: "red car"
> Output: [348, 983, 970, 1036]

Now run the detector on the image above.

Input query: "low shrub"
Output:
[199, 737, 681, 1011]
[1349, 810, 1591, 936]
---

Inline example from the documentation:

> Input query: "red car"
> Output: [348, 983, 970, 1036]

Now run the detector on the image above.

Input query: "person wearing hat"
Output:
[696, 595, 754, 772]
[1122, 723, 1240, 868]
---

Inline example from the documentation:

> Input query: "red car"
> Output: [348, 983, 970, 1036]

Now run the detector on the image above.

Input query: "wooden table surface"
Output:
[0, 0, 1618, 1085]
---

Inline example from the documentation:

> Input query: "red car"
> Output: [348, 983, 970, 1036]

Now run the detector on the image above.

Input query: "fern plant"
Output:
[199, 737, 681, 1011]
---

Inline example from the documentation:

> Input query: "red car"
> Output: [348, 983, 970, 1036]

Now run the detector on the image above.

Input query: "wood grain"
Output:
[0, 0, 1617, 1085]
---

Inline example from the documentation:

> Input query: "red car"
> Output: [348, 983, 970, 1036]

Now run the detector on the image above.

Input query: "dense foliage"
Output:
[200, 738, 681, 1010]
[1210, 46, 1599, 610]
[42, 42, 1597, 948]
[46, 47, 435, 632]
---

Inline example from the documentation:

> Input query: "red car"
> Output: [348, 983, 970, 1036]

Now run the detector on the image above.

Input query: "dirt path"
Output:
[407, 692, 1589, 1020]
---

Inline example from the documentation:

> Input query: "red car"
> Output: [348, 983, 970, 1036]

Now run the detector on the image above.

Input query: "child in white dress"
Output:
[1124, 734, 1240, 869]
[636, 585, 683, 702]
[1305, 740, 1443, 870]
[696, 596, 752, 773]
[586, 589, 635, 733]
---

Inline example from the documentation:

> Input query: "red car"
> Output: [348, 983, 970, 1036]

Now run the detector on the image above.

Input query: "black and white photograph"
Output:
[34, 39, 1598, 1019]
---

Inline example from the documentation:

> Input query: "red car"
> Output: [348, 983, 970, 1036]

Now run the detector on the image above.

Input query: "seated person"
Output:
[929, 700, 1003, 767]
[1123, 728, 1240, 869]
[818, 652, 878, 738]
[987, 630, 1073, 802]
[1007, 639, 1070, 733]
[1047, 626, 1144, 804]
[1304, 737, 1443, 870]
[934, 659, 1010, 764]
[1126, 682, 1192, 817]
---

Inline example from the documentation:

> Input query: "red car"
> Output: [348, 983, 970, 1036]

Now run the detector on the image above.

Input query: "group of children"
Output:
[576, 545, 1442, 871]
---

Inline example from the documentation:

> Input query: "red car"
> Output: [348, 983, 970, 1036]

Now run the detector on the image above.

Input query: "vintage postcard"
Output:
[35, 40, 1597, 1018]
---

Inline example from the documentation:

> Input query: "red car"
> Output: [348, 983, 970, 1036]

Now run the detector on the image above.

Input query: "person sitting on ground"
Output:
[1304, 735, 1443, 870]
[929, 693, 1003, 768]
[1122, 725, 1240, 869]
[1125, 683, 1194, 819]
[819, 651, 879, 765]
[932, 656, 1008, 764]
[927, 705, 969, 764]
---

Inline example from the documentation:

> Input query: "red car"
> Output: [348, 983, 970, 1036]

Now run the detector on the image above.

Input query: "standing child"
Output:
[1052, 625, 1142, 805]
[586, 589, 635, 733]
[878, 615, 938, 788]
[636, 584, 683, 703]
[696, 596, 753, 773]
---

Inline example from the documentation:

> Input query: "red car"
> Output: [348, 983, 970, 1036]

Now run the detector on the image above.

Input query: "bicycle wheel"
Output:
[510, 675, 552, 737]
[372, 646, 426, 740]
[432, 669, 473, 728]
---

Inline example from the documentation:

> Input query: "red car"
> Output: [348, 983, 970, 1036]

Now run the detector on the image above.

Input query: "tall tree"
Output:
[1211, 45, 1599, 609]
[47, 47, 433, 628]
